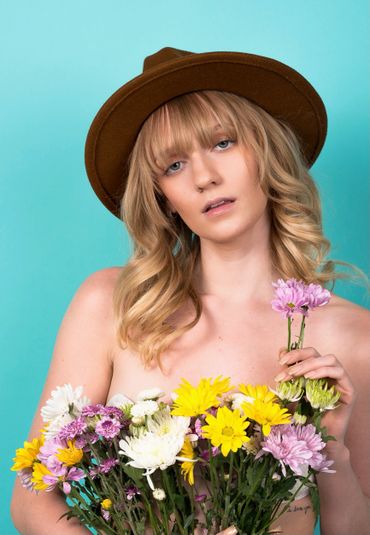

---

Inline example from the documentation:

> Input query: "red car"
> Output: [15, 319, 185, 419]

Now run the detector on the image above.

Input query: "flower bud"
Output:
[292, 411, 307, 424]
[272, 377, 305, 402]
[153, 488, 166, 501]
[305, 378, 341, 411]
[101, 498, 112, 510]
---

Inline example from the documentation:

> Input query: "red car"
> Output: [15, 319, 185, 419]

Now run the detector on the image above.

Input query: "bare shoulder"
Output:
[309, 292, 369, 376]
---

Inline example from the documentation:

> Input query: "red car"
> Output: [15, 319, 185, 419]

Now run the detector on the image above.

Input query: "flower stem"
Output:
[162, 469, 186, 535]
[221, 451, 234, 529]
[298, 314, 306, 349]
[287, 316, 292, 351]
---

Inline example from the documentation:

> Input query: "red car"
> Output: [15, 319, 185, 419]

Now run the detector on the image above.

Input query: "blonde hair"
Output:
[112, 90, 368, 370]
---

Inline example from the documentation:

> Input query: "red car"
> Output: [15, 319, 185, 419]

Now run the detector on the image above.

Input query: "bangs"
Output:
[139, 91, 241, 179]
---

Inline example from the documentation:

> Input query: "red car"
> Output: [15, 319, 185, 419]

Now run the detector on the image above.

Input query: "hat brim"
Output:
[85, 51, 327, 218]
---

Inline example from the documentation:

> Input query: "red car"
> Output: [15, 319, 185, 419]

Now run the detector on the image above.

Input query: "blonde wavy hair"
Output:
[112, 90, 368, 370]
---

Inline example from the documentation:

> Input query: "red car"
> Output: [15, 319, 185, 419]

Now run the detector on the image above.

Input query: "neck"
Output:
[193, 217, 280, 305]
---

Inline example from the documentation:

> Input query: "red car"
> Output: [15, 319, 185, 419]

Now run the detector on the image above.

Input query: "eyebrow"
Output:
[157, 124, 226, 163]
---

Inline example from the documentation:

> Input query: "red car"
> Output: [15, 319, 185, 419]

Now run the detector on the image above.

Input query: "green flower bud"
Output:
[305, 378, 341, 411]
[292, 411, 307, 424]
[272, 377, 305, 402]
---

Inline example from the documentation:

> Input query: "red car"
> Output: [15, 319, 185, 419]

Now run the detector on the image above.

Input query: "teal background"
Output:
[1, 1, 369, 533]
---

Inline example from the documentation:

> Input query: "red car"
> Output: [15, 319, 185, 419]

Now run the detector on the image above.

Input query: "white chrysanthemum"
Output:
[119, 431, 185, 475]
[119, 407, 190, 480]
[146, 406, 190, 437]
[131, 400, 159, 419]
[107, 393, 134, 408]
[230, 393, 252, 412]
[136, 387, 165, 401]
[40, 384, 90, 423]
[153, 488, 166, 501]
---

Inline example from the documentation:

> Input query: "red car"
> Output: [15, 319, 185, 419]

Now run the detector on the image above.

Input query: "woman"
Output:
[11, 47, 370, 535]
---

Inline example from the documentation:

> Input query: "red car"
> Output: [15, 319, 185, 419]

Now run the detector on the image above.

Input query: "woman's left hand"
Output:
[275, 346, 357, 443]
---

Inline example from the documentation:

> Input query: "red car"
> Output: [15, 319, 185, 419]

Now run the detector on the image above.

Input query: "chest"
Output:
[107, 298, 333, 402]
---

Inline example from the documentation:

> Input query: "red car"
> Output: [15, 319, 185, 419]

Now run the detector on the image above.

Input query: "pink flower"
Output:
[256, 424, 333, 477]
[95, 417, 121, 439]
[271, 279, 331, 318]
[271, 279, 309, 318]
[305, 283, 331, 309]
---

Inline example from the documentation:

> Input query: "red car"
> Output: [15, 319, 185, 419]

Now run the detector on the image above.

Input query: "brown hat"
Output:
[85, 47, 327, 218]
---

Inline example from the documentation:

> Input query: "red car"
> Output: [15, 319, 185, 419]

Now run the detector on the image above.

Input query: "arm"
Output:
[276, 304, 370, 535]
[10, 268, 117, 534]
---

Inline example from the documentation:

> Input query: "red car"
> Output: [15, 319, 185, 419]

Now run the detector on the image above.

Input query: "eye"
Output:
[164, 161, 183, 176]
[215, 139, 235, 150]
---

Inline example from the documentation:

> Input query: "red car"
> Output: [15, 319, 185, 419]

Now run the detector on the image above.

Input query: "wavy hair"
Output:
[112, 90, 368, 370]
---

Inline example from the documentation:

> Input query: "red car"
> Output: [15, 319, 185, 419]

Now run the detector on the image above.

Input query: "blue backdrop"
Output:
[1, 1, 369, 533]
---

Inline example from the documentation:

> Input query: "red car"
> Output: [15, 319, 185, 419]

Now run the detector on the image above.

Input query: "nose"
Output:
[191, 150, 222, 191]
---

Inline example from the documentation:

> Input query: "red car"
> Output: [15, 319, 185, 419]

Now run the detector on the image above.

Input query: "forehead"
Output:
[157, 122, 228, 161]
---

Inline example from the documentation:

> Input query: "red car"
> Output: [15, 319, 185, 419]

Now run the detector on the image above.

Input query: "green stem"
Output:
[162, 469, 187, 535]
[298, 314, 306, 349]
[221, 452, 234, 529]
[287, 316, 292, 351]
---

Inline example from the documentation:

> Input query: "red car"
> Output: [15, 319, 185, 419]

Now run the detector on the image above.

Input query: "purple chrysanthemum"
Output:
[194, 418, 204, 438]
[101, 508, 111, 521]
[17, 468, 35, 492]
[59, 417, 88, 440]
[100, 458, 119, 474]
[200, 446, 220, 461]
[305, 283, 331, 309]
[256, 424, 333, 477]
[101, 406, 123, 419]
[271, 279, 309, 318]
[195, 494, 207, 503]
[271, 278, 331, 318]
[82, 404, 105, 417]
[74, 431, 99, 449]
[95, 417, 121, 439]
[126, 485, 141, 500]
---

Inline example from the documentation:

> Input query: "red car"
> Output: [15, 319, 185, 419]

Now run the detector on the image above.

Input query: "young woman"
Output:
[11, 47, 370, 535]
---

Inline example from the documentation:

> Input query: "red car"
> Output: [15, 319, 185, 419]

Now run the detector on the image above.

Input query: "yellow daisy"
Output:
[179, 436, 196, 485]
[11, 436, 44, 472]
[239, 384, 277, 404]
[241, 399, 291, 436]
[171, 376, 232, 417]
[56, 440, 83, 466]
[31, 462, 51, 491]
[201, 406, 250, 457]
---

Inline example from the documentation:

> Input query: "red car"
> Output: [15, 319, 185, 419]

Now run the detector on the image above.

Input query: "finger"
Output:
[279, 346, 321, 365]
[286, 354, 338, 376]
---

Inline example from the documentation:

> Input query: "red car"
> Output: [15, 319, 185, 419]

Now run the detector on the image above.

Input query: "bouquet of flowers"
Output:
[12, 279, 340, 534]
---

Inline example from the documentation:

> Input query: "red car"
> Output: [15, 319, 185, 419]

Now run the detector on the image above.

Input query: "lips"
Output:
[202, 197, 236, 213]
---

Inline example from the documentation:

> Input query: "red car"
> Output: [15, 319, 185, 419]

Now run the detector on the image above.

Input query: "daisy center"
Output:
[222, 426, 235, 437]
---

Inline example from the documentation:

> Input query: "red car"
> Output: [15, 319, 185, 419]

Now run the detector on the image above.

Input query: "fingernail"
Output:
[225, 527, 238, 535]
[279, 356, 289, 365]
[274, 372, 288, 382]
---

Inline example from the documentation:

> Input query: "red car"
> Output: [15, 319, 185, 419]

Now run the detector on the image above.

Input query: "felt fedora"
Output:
[85, 47, 327, 218]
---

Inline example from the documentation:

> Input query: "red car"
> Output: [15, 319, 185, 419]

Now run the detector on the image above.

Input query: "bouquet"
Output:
[12, 279, 340, 534]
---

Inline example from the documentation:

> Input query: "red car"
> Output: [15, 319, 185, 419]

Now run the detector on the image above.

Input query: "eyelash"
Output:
[163, 139, 235, 176]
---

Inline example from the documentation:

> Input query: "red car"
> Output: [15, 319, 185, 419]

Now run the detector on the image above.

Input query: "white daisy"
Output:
[107, 393, 134, 408]
[230, 393, 252, 412]
[40, 384, 90, 423]
[131, 400, 159, 419]
[136, 387, 165, 401]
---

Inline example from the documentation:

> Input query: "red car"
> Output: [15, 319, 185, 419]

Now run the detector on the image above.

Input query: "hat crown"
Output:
[143, 47, 193, 72]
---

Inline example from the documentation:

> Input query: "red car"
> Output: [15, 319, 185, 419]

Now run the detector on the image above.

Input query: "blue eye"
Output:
[216, 139, 234, 149]
[164, 161, 183, 176]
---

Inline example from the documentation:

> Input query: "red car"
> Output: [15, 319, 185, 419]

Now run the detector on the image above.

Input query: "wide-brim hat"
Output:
[85, 47, 327, 219]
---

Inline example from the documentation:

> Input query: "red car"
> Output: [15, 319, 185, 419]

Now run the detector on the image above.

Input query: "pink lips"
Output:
[202, 197, 236, 213]
[204, 199, 236, 216]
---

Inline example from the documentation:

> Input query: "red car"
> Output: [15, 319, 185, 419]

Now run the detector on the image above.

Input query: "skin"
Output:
[11, 130, 370, 535]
